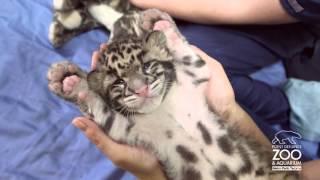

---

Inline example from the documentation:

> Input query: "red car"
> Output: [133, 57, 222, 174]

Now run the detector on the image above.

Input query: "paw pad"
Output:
[47, 61, 87, 101]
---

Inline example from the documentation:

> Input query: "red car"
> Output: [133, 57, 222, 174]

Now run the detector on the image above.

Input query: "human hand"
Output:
[72, 44, 166, 180]
[72, 117, 165, 180]
[192, 46, 273, 147]
[191, 46, 236, 119]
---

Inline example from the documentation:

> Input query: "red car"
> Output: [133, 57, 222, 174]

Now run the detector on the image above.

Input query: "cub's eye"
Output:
[114, 79, 125, 85]
[143, 62, 152, 71]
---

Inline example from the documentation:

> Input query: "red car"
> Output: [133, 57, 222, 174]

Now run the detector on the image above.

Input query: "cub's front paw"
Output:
[47, 61, 88, 103]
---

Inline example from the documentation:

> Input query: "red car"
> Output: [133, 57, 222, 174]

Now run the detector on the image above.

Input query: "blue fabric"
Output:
[0, 1, 319, 180]
[0, 0, 134, 179]
[283, 78, 320, 142]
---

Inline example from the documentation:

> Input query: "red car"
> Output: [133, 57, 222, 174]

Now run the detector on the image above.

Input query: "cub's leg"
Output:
[49, 0, 101, 47]
[49, 0, 133, 47]
[47, 61, 132, 140]
[47, 61, 92, 114]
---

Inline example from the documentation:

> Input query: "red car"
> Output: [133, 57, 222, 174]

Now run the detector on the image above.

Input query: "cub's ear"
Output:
[144, 31, 167, 51]
[87, 70, 106, 94]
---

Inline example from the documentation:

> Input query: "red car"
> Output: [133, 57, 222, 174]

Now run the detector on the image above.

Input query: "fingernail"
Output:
[73, 119, 87, 130]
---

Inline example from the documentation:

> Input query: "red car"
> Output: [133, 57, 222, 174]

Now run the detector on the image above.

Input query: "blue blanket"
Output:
[0, 1, 318, 179]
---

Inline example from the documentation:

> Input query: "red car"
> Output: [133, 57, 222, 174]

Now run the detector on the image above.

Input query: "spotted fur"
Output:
[47, 1, 299, 180]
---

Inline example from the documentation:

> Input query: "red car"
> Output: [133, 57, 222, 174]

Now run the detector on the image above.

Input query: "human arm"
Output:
[130, 0, 298, 24]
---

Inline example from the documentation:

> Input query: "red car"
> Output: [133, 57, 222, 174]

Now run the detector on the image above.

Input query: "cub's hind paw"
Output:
[141, 9, 174, 31]
[47, 61, 88, 103]
[49, 21, 70, 48]
[49, 10, 83, 47]
[49, 10, 100, 47]
[53, 0, 80, 11]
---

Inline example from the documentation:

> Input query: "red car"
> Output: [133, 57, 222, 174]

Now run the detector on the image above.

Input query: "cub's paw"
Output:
[47, 61, 88, 104]
[140, 9, 175, 31]
[49, 10, 83, 47]
[53, 0, 80, 11]
[49, 21, 69, 48]
[49, 11, 100, 47]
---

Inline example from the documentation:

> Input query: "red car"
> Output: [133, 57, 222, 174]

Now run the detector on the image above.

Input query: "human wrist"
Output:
[136, 166, 166, 180]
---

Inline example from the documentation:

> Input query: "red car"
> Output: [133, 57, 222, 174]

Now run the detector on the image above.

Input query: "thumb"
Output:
[72, 117, 159, 172]
[72, 117, 124, 158]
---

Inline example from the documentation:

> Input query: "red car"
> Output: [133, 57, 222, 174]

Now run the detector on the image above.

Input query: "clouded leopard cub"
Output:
[48, 1, 299, 180]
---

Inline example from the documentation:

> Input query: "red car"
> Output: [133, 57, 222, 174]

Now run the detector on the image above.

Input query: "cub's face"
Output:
[88, 31, 175, 114]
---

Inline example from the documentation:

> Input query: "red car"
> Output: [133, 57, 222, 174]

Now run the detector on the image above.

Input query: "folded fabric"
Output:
[283, 78, 320, 142]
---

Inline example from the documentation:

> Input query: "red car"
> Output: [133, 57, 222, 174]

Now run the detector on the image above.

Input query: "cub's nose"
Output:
[135, 86, 149, 97]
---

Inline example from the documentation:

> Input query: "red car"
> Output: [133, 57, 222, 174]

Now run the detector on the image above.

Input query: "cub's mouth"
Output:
[121, 72, 169, 114]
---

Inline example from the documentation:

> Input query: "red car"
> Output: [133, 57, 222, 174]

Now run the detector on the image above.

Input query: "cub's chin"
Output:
[136, 94, 165, 114]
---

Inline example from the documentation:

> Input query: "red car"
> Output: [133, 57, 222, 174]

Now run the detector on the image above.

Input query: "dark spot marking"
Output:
[187, 113, 191, 117]
[184, 70, 196, 77]
[104, 112, 115, 134]
[255, 167, 265, 176]
[111, 56, 118, 62]
[182, 56, 191, 66]
[132, 45, 140, 50]
[126, 47, 132, 54]
[156, 72, 164, 76]
[118, 52, 124, 58]
[176, 145, 198, 163]
[217, 135, 234, 155]
[238, 144, 253, 175]
[137, 51, 145, 61]
[194, 59, 205, 67]
[214, 164, 238, 180]
[200, 149, 213, 165]
[193, 78, 209, 86]
[117, 63, 125, 69]
[182, 167, 201, 180]
[109, 47, 117, 52]
[131, 55, 136, 61]
[126, 120, 135, 135]
[197, 122, 212, 145]
[165, 130, 173, 139]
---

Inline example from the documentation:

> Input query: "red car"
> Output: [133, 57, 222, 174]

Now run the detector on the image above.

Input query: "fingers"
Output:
[72, 117, 160, 174]
[191, 45, 236, 116]
[72, 117, 122, 157]
[190, 45, 222, 67]
[91, 43, 108, 70]
[91, 51, 100, 70]
[99, 43, 108, 53]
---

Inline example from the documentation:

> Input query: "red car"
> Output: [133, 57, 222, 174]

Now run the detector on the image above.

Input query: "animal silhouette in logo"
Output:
[272, 130, 302, 145]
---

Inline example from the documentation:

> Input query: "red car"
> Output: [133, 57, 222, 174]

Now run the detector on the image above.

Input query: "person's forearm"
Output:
[225, 103, 272, 148]
[130, 0, 298, 24]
